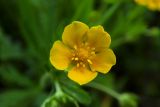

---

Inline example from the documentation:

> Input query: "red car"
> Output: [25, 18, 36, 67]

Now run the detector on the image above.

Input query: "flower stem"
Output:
[87, 82, 120, 99]
[55, 80, 63, 94]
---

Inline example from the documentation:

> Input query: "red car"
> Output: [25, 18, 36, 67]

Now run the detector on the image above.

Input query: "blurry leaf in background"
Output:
[94, 3, 120, 25]
[18, 0, 56, 60]
[71, 0, 94, 22]
[0, 29, 22, 61]
[0, 89, 39, 107]
[0, 65, 33, 87]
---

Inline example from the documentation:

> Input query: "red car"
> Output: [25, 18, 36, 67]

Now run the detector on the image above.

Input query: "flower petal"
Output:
[147, 0, 158, 10]
[62, 21, 89, 48]
[50, 41, 72, 70]
[135, 0, 146, 5]
[90, 49, 116, 74]
[68, 67, 98, 85]
[87, 25, 111, 52]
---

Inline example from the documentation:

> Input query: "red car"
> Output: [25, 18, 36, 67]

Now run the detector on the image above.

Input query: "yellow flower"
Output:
[135, 0, 160, 11]
[50, 21, 116, 85]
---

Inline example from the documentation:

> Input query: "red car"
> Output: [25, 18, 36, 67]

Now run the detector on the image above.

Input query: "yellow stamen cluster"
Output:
[71, 43, 95, 68]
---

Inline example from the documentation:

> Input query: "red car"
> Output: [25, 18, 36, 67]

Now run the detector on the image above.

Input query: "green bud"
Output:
[41, 96, 59, 107]
[118, 93, 138, 107]
[41, 91, 79, 107]
[150, 28, 160, 37]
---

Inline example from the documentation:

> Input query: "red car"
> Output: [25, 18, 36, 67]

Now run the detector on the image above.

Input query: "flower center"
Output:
[71, 43, 95, 67]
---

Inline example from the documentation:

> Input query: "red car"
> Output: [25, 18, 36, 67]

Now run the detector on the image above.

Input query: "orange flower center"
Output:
[71, 43, 95, 67]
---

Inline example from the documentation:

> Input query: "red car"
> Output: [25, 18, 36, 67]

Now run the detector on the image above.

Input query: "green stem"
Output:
[54, 80, 80, 107]
[87, 82, 120, 99]
[55, 80, 63, 94]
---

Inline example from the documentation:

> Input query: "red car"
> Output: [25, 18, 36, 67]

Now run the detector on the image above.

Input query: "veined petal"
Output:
[62, 21, 89, 48]
[50, 41, 72, 70]
[90, 49, 116, 74]
[68, 67, 98, 85]
[87, 25, 111, 52]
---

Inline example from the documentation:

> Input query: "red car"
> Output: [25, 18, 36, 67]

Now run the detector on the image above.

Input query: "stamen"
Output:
[87, 59, 92, 64]
[91, 47, 95, 50]
[87, 46, 90, 49]
[71, 57, 75, 60]
[91, 51, 95, 55]
[74, 45, 77, 49]
[82, 64, 85, 67]
[75, 57, 79, 61]
[72, 53, 75, 56]
[80, 62, 83, 65]
[77, 63, 80, 67]
[71, 43, 95, 67]
[85, 42, 88, 46]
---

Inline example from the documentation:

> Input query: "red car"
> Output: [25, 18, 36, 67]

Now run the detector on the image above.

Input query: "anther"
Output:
[91, 47, 95, 50]
[82, 64, 85, 67]
[71, 57, 75, 60]
[75, 57, 79, 61]
[87, 59, 92, 64]
[77, 63, 80, 67]
[80, 62, 83, 65]
[72, 53, 75, 56]
[87, 46, 90, 49]
[91, 51, 95, 55]
[85, 42, 88, 46]
[74, 45, 77, 49]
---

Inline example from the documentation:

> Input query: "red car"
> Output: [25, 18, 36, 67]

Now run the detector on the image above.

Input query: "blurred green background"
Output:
[0, 0, 160, 107]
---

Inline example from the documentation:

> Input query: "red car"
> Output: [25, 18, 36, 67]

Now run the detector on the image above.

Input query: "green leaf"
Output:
[0, 65, 33, 87]
[126, 21, 147, 41]
[104, 0, 121, 4]
[62, 82, 91, 105]
[0, 29, 22, 60]
[0, 89, 39, 107]
[71, 0, 93, 21]
[95, 3, 120, 25]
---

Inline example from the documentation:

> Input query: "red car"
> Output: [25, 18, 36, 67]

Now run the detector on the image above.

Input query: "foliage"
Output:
[0, 0, 160, 107]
